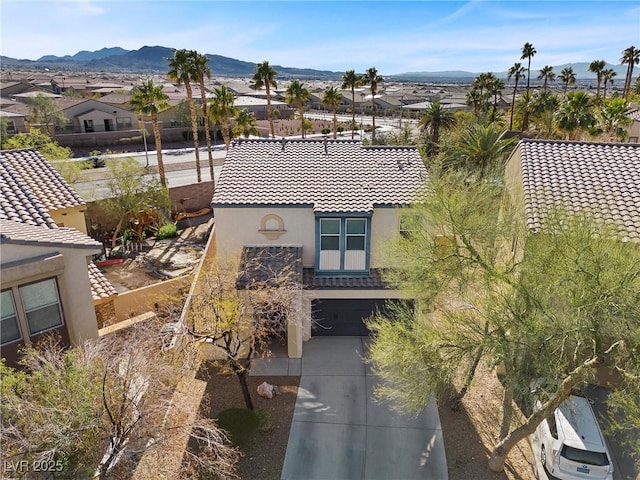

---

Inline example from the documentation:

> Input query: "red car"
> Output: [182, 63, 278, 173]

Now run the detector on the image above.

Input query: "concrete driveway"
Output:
[279, 337, 448, 480]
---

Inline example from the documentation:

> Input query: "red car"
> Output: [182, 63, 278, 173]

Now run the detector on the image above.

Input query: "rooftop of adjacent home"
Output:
[212, 139, 428, 213]
[512, 139, 640, 240]
[0, 148, 85, 212]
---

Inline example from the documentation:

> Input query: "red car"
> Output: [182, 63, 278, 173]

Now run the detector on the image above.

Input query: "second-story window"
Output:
[317, 217, 369, 272]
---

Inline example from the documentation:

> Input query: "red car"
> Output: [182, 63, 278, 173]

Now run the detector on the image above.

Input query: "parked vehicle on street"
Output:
[534, 393, 614, 480]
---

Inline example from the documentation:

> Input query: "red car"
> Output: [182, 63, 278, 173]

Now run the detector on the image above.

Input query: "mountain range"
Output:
[0, 46, 629, 82]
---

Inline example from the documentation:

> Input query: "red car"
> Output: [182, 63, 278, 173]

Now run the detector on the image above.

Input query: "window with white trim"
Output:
[318, 217, 368, 272]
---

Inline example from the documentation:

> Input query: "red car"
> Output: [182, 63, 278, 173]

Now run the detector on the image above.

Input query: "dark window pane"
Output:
[320, 219, 340, 235]
[26, 304, 63, 335]
[346, 236, 365, 250]
[1, 316, 21, 344]
[321, 236, 340, 250]
[346, 219, 366, 234]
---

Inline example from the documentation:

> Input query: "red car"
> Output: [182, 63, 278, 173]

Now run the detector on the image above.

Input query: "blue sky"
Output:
[2, 1, 638, 75]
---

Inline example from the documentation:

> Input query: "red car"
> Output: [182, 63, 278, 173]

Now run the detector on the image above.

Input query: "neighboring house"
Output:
[627, 109, 640, 143]
[0, 110, 27, 136]
[504, 139, 640, 241]
[0, 149, 117, 367]
[212, 138, 428, 357]
[1, 148, 88, 233]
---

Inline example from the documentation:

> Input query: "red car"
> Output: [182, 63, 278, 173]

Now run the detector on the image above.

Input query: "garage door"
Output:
[312, 299, 409, 336]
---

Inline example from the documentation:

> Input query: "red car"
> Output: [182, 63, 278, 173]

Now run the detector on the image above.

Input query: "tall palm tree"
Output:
[466, 88, 483, 116]
[472, 72, 494, 113]
[537, 65, 555, 90]
[418, 102, 455, 156]
[209, 86, 236, 150]
[322, 86, 342, 139]
[558, 67, 576, 95]
[129, 79, 170, 187]
[520, 42, 536, 131]
[601, 69, 617, 99]
[555, 91, 596, 140]
[588, 60, 606, 99]
[361, 67, 383, 142]
[285, 80, 310, 138]
[167, 49, 202, 182]
[507, 62, 525, 129]
[342, 70, 361, 139]
[251, 61, 278, 138]
[232, 109, 259, 139]
[488, 76, 505, 122]
[621, 46, 640, 99]
[193, 51, 215, 180]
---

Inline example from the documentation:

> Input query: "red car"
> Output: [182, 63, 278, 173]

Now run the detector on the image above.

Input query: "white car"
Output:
[535, 394, 614, 480]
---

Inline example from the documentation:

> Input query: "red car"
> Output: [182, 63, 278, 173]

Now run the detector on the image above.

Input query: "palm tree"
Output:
[418, 102, 455, 155]
[129, 80, 170, 187]
[209, 86, 236, 150]
[456, 124, 516, 177]
[507, 62, 525, 129]
[558, 67, 576, 95]
[537, 65, 555, 90]
[285, 80, 310, 138]
[466, 88, 483, 115]
[601, 69, 617, 99]
[472, 72, 494, 113]
[596, 98, 632, 141]
[322, 86, 342, 139]
[232, 109, 259, 139]
[193, 51, 215, 180]
[251, 61, 278, 138]
[621, 46, 640, 98]
[488, 76, 505, 122]
[167, 49, 202, 182]
[520, 42, 536, 131]
[555, 91, 596, 140]
[530, 90, 560, 138]
[342, 70, 361, 139]
[588, 60, 606, 99]
[361, 67, 384, 142]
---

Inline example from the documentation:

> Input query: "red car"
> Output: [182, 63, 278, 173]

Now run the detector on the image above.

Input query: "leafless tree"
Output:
[187, 249, 309, 410]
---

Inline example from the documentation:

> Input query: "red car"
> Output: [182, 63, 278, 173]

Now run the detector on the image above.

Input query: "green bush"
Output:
[321, 128, 331, 135]
[216, 408, 261, 446]
[156, 222, 178, 239]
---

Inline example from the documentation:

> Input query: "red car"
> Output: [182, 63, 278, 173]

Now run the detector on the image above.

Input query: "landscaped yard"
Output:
[196, 356, 536, 480]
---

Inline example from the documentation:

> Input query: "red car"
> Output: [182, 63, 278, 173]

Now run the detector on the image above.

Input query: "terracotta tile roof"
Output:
[88, 261, 118, 300]
[213, 139, 428, 213]
[236, 246, 303, 288]
[516, 139, 640, 240]
[303, 268, 390, 289]
[0, 158, 57, 228]
[629, 109, 640, 122]
[0, 219, 102, 249]
[0, 148, 85, 212]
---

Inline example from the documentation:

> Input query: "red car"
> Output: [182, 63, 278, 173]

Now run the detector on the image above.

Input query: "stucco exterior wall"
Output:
[214, 207, 316, 265]
[0, 243, 100, 345]
[50, 205, 88, 234]
[214, 206, 406, 268]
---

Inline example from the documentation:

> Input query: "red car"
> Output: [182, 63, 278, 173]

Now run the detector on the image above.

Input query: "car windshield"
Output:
[561, 445, 609, 466]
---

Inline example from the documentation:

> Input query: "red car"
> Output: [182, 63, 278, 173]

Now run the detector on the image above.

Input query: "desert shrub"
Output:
[156, 222, 178, 239]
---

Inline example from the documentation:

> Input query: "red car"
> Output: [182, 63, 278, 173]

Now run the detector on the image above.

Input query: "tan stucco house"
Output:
[212, 138, 427, 357]
[0, 149, 117, 367]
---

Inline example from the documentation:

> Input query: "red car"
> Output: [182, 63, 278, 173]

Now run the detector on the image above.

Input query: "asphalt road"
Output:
[73, 147, 225, 201]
